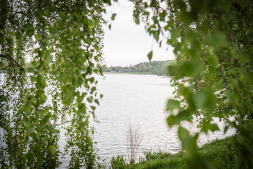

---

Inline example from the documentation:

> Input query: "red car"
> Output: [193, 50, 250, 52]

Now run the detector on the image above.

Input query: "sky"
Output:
[102, 0, 175, 67]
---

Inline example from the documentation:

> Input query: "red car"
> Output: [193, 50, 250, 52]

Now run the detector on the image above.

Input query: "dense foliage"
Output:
[0, 0, 111, 168]
[131, 0, 253, 168]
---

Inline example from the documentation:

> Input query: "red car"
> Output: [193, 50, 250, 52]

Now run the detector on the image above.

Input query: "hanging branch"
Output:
[0, 54, 25, 71]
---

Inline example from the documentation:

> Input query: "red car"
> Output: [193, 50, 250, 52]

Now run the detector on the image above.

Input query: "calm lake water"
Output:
[94, 74, 176, 163]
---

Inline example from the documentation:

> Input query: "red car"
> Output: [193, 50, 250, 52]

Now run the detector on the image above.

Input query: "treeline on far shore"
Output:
[104, 60, 174, 76]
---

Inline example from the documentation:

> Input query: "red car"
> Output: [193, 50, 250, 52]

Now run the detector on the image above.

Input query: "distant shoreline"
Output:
[103, 72, 168, 76]
[104, 72, 151, 75]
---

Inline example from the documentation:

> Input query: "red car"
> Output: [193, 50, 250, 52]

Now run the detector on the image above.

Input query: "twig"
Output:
[127, 123, 143, 164]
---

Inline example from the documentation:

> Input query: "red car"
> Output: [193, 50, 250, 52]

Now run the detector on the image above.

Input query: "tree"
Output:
[162, 63, 169, 75]
[0, 0, 110, 168]
[132, 0, 253, 168]
[147, 65, 153, 72]
[151, 68, 158, 75]
[138, 63, 148, 72]
[129, 65, 135, 72]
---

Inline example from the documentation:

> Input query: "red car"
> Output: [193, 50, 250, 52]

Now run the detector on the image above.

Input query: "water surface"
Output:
[92, 74, 235, 164]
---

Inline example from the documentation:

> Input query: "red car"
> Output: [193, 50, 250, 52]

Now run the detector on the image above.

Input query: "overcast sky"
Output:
[102, 0, 175, 67]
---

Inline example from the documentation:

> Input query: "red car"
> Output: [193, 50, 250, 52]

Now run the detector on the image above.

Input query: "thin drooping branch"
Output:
[0, 54, 25, 71]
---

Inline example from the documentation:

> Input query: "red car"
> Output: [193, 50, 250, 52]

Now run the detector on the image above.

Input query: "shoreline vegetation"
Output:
[109, 137, 237, 169]
[104, 60, 174, 76]
[103, 72, 165, 75]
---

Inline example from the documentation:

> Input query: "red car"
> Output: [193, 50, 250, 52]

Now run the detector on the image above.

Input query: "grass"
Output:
[110, 137, 237, 169]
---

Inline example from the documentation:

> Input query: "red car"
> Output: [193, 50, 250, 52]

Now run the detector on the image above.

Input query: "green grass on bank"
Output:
[110, 137, 237, 169]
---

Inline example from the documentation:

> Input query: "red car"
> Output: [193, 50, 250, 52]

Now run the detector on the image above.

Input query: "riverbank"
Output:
[110, 137, 236, 169]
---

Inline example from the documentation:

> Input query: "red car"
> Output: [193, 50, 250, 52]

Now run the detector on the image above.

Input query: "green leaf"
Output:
[91, 87, 96, 94]
[27, 67, 34, 73]
[236, 135, 245, 145]
[208, 54, 219, 69]
[210, 124, 219, 132]
[49, 145, 56, 153]
[224, 125, 229, 134]
[202, 121, 219, 133]
[144, 2, 148, 8]
[202, 120, 211, 133]
[150, 0, 157, 7]
[159, 10, 166, 22]
[94, 99, 99, 105]
[87, 96, 93, 103]
[25, 152, 33, 161]
[206, 31, 230, 49]
[27, 127, 33, 136]
[108, 24, 111, 30]
[231, 48, 249, 64]
[89, 77, 95, 83]
[100, 94, 103, 99]
[35, 34, 40, 40]
[153, 32, 159, 42]
[42, 115, 50, 124]
[111, 13, 116, 21]
[193, 90, 207, 109]
[167, 115, 176, 127]
[167, 110, 191, 127]
[168, 61, 202, 79]
[17, 148, 23, 156]
[91, 106, 96, 111]
[94, 68, 98, 73]
[166, 99, 180, 111]
[178, 126, 190, 142]
[134, 17, 140, 25]
[245, 122, 253, 132]
[16, 32, 22, 39]
[25, 121, 31, 128]
[147, 51, 153, 61]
